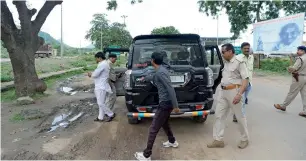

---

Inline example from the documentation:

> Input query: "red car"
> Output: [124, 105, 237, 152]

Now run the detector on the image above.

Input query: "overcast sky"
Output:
[6, 0, 306, 48]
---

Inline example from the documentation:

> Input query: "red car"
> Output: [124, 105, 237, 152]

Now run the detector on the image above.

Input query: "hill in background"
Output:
[1, 31, 94, 58]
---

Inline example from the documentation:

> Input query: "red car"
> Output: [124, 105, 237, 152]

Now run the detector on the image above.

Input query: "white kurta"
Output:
[92, 60, 114, 120]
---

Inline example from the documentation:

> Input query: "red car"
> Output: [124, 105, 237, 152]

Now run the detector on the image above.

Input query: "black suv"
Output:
[114, 34, 223, 124]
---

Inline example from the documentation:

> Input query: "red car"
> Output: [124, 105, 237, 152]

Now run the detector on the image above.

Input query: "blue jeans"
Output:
[242, 83, 252, 116]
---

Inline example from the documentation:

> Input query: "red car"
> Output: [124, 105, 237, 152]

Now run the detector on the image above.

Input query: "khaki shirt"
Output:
[289, 54, 306, 75]
[236, 54, 254, 84]
[108, 59, 116, 82]
[221, 56, 249, 85]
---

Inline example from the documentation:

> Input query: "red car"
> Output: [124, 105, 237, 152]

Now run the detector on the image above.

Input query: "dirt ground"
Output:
[1, 73, 306, 160]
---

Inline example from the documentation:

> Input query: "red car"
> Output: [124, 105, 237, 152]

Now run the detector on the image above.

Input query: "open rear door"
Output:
[104, 47, 129, 96]
[114, 67, 127, 96]
[204, 45, 224, 93]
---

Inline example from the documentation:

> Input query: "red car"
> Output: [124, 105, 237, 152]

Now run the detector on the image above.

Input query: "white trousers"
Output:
[94, 89, 114, 120]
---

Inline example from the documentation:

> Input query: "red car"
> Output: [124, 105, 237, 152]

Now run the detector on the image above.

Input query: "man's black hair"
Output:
[151, 52, 163, 65]
[108, 53, 117, 58]
[221, 43, 235, 54]
[95, 52, 106, 59]
[241, 42, 250, 49]
[297, 46, 306, 52]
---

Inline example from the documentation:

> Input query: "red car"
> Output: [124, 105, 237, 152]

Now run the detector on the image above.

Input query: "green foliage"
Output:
[114, 54, 127, 67]
[197, 1, 306, 39]
[85, 13, 133, 49]
[1, 40, 9, 58]
[151, 26, 180, 35]
[10, 113, 25, 122]
[260, 58, 291, 73]
[38, 31, 71, 48]
[106, 0, 143, 10]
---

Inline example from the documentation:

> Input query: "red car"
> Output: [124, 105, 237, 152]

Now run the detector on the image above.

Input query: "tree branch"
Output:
[1, 0, 17, 33]
[32, 0, 62, 33]
[13, 1, 31, 25]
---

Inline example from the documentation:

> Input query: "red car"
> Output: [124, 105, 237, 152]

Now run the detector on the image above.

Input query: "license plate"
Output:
[170, 75, 184, 83]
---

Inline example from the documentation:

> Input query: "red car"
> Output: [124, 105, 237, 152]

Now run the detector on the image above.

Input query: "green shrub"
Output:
[71, 60, 87, 67]
[1, 74, 13, 82]
[260, 58, 290, 73]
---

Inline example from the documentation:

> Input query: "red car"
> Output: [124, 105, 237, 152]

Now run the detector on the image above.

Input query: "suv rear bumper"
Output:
[126, 100, 215, 118]
[127, 110, 215, 118]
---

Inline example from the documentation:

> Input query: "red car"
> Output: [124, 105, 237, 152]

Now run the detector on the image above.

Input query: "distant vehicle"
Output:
[265, 53, 288, 58]
[35, 44, 52, 58]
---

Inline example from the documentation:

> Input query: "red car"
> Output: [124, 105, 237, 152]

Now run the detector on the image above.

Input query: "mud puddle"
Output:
[38, 98, 97, 133]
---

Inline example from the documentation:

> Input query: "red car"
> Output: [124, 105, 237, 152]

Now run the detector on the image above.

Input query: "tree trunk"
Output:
[9, 42, 46, 97]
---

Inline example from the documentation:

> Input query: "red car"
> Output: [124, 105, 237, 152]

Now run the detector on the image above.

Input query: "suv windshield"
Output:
[132, 42, 204, 69]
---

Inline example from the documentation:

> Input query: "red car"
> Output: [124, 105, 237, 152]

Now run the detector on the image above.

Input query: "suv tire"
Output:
[128, 117, 139, 124]
[192, 115, 207, 123]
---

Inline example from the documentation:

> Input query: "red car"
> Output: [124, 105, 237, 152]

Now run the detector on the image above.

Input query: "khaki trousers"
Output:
[213, 88, 249, 141]
[105, 82, 117, 110]
[281, 76, 306, 112]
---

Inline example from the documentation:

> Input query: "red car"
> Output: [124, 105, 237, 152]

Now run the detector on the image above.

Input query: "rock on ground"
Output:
[16, 96, 34, 105]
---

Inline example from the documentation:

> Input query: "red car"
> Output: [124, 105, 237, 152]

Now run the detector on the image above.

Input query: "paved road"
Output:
[73, 75, 306, 160]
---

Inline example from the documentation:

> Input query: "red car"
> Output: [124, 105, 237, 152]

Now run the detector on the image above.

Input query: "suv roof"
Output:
[133, 34, 201, 42]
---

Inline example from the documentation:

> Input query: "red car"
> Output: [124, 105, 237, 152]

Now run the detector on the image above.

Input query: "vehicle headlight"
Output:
[124, 70, 132, 90]
[205, 67, 214, 87]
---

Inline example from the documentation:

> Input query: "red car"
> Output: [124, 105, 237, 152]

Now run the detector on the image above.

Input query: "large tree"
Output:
[151, 26, 180, 35]
[85, 13, 133, 49]
[1, 0, 62, 98]
[197, 1, 306, 39]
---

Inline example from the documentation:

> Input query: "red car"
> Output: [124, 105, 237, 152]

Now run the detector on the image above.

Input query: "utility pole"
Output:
[121, 15, 128, 26]
[216, 15, 219, 45]
[100, 20, 103, 51]
[60, 3, 64, 57]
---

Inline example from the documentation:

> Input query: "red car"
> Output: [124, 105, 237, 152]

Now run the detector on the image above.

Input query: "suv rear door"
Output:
[204, 45, 224, 93]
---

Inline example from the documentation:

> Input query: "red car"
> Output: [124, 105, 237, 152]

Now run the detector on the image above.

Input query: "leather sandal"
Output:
[274, 104, 286, 111]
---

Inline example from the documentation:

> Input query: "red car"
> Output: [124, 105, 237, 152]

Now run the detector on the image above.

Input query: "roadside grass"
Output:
[10, 113, 25, 122]
[1, 65, 96, 103]
[0, 54, 96, 83]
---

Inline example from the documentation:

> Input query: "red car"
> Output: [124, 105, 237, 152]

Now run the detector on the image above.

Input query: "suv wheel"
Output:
[128, 117, 139, 124]
[192, 115, 207, 123]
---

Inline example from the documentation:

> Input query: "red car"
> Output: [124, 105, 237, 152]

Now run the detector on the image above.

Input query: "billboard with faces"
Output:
[253, 13, 305, 54]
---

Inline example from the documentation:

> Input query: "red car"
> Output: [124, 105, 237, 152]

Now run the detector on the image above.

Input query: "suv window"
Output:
[132, 42, 204, 69]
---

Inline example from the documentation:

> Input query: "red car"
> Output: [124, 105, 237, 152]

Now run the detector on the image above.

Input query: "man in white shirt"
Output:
[88, 52, 116, 122]
[233, 42, 254, 122]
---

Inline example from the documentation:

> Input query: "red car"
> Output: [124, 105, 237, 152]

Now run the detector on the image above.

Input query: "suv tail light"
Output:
[205, 67, 214, 87]
[124, 70, 132, 90]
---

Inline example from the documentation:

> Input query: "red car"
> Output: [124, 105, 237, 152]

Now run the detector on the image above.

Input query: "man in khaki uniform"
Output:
[207, 43, 250, 149]
[274, 46, 306, 117]
[105, 53, 120, 110]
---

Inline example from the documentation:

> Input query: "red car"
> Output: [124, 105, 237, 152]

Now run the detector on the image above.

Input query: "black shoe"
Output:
[105, 113, 116, 122]
[245, 98, 248, 104]
[233, 115, 238, 123]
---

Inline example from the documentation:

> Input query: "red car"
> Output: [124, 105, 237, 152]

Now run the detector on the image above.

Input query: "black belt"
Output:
[111, 80, 115, 83]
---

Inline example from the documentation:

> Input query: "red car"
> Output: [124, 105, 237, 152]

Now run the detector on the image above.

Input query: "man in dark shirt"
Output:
[135, 52, 180, 161]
